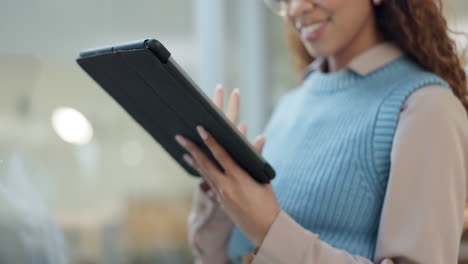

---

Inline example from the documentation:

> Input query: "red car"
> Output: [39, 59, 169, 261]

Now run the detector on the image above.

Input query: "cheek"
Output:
[303, 0, 374, 57]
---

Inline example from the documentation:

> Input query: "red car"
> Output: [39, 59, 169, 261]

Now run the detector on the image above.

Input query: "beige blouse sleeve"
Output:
[250, 85, 468, 264]
[373, 85, 468, 264]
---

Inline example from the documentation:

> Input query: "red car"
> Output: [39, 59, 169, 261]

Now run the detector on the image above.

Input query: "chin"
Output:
[303, 41, 336, 59]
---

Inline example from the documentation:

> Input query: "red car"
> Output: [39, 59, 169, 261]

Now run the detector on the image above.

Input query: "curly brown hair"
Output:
[285, 0, 468, 114]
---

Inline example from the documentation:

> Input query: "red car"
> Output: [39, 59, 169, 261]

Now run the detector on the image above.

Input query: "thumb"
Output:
[253, 134, 267, 154]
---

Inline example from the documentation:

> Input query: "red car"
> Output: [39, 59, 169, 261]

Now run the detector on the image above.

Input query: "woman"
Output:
[177, 0, 468, 263]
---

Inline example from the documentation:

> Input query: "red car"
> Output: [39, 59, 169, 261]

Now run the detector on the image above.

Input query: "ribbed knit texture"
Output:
[227, 56, 451, 263]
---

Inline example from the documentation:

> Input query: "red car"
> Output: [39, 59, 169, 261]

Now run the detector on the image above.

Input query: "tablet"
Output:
[76, 39, 275, 184]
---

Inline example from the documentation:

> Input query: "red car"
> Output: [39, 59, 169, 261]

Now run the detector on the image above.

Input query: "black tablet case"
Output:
[76, 39, 275, 184]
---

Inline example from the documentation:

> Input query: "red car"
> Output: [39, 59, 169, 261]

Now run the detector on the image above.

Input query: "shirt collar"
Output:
[304, 42, 404, 77]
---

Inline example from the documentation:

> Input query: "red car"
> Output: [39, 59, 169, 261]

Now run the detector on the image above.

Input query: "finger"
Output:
[184, 154, 221, 198]
[202, 175, 219, 199]
[237, 121, 247, 136]
[197, 171, 216, 196]
[253, 134, 267, 153]
[179, 138, 221, 200]
[213, 84, 224, 110]
[184, 153, 223, 200]
[176, 134, 227, 187]
[200, 171, 223, 201]
[226, 88, 240, 124]
[196, 126, 240, 174]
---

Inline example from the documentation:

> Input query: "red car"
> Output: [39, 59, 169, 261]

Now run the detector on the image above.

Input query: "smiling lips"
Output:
[297, 19, 330, 41]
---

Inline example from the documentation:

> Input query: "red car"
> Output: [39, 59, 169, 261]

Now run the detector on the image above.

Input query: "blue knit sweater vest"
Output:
[227, 56, 451, 263]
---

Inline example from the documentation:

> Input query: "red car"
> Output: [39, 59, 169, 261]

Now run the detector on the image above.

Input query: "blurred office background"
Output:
[0, 0, 467, 263]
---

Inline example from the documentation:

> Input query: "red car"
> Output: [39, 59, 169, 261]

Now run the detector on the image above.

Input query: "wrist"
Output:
[254, 207, 281, 246]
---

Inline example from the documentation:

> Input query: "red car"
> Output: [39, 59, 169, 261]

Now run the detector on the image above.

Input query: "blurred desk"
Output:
[53, 197, 193, 264]
[55, 208, 123, 264]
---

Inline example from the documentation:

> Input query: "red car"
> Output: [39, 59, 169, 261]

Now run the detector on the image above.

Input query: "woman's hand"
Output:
[175, 85, 281, 247]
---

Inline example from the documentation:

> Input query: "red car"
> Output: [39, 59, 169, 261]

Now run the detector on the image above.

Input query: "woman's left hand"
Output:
[175, 126, 281, 247]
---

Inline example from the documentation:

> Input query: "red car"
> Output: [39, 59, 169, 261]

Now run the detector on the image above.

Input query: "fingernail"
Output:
[233, 88, 240, 94]
[197, 126, 208, 140]
[183, 154, 194, 166]
[175, 134, 187, 147]
[216, 83, 223, 90]
[241, 122, 247, 130]
[255, 134, 266, 142]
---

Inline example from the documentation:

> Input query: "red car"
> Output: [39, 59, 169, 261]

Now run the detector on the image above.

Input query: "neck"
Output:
[327, 17, 383, 72]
